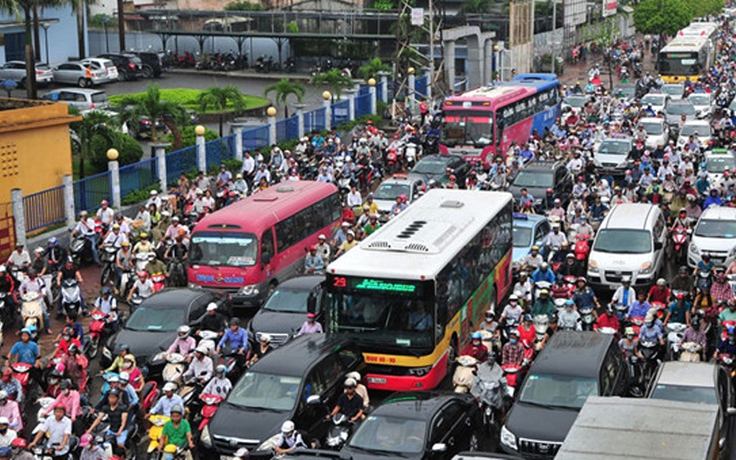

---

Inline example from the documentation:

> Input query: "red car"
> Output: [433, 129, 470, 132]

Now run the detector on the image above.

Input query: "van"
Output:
[688, 205, 736, 269]
[587, 203, 667, 290]
[499, 332, 629, 458]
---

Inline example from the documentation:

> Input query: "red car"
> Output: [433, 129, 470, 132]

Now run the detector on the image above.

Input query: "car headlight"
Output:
[408, 365, 433, 377]
[200, 424, 212, 447]
[102, 347, 112, 360]
[188, 283, 200, 289]
[588, 259, 599, 273]
[640, 262, 653, 275]
[239, 285, 260, 296]
[257, 433, 280, 452]
[500, 425, 517, 450]
[690, 242, 699, 254]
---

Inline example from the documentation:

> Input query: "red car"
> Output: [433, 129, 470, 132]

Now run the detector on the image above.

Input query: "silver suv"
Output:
[0, 61, 53, 87]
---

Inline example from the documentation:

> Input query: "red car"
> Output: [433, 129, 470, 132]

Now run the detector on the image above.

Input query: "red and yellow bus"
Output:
[326, 189, 513, 391]
[188, 181, 341, 310]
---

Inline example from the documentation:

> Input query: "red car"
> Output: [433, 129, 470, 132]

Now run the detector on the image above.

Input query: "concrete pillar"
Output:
[466, 37, 482, 89]
[445, 39, 456, 93]
[229, 121, 248, 162]
[344, 89, 357, 121]
[323, 97, 332, 132]
[153, 143, 170, 192]
[484, 40, 494, 85]
[10, 189, 25, 246]
[408, 69, 416, 118]
[195, 125, 206, 173]
[377, 71, 390, 103]
[108, 159, 121, 210]
[294, 104, 306, 139]
[267, 110, 277, 146]
[369, 85, 377, 115]
[62, 174, 75, 229]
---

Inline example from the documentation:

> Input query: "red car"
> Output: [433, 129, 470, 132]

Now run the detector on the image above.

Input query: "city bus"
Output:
[440, 73, 560, 166]
[657, 23, 718, 83]
[325, 189, 514, 391]
[187, 181, 341, 310]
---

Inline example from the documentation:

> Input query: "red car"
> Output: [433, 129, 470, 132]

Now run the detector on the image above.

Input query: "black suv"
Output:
[201, 335, 365, 457]
[507, 160, 572, 206]
[500, 332, 629, 458]
[126, 50, 164, 78]
[96, 53, 143, 81]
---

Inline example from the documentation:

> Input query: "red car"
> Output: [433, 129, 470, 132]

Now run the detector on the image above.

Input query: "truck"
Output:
[556, 396, 723, 460]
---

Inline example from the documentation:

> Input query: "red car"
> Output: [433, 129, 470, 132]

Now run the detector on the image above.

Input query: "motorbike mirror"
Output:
[727, 407, 736, 417]
[654, 241, 664, 251]
[431, 443, 447, 452]
[306, 395, 321, 405]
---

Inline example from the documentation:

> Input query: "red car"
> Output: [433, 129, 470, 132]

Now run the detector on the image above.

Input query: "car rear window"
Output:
[91, 93, 108, 103]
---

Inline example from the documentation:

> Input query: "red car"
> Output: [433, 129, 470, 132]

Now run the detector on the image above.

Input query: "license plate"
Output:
[367, 377, 386, 384]
[221, 456, 237, 460]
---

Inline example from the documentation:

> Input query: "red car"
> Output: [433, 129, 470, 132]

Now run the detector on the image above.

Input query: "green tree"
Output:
[357, 58, 391, 82]
[89, 131, 143, 171]
[311, 69, 354, 102]
[461, 0, 495, 14]
[580, 18, 621, 89]
[264, 78, 305, 118]
[0, 0, 38, 98]
[117, 83, 187, 142]
[685, 0, 724, 18]
[197, 85, 246, 136]
[70, 110, 117, 179]
[634, 0, 692, 36]
[224, 0, 263, 10]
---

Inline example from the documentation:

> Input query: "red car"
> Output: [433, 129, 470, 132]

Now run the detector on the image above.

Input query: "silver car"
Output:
[52, 62, 107, 87]
[0, 60, 53, 87]
[40, 88, 110, 111]
[664, 99, 696, 126]
[80, 58, 119, 83]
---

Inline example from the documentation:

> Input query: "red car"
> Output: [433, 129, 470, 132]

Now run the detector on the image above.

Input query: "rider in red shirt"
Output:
[460, 332, 488, 363]
[594, 306, 620, 331]
[516, 314, 537, 347]
[647, 278, 671, 305]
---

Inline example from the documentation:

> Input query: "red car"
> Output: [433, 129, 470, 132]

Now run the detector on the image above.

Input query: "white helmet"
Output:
[163, 382, 177, 392]
[346, 372, 361, 381]
[281, 420, 295, 433]
[0, 266, 5, 273]
[206, 302, 218, 312]
[177, 325, 191, 337]
[195, 345, 208, 354]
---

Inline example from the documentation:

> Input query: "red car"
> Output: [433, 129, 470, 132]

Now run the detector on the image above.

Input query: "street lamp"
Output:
[41, 22, 51, 64]
[102, 15, 110, 53]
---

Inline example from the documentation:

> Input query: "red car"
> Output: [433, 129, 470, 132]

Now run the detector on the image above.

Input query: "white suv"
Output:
[688, 206, 736, 268]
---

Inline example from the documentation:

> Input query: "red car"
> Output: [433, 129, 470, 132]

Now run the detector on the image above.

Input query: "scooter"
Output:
[162, 353, 187, 385]
[325, 412, 352, 449]
[85, 311, 109, 359]
[146, 414, 170, 456]
[696, 270, 713, 294]
[197, 394, 223, 431]
[99, 244, 118, 286]
[532, 315, 549, 350]
[573, 233, 591, 264]
[500, 364, 523, 397]
[453, 355, 478, 393]
[60, 279, 82, 318]
[665, 322, 687, 361]
[0, 290, 14, 327]
[470, 359, 507, 429]
[579, 305, 596, 331]
[20, 291, 43, 331]
[69, 234, 94, 266]
[678, 341, 703, 362]
[671, 226, 689, 265]
[151, 273, 166, 292]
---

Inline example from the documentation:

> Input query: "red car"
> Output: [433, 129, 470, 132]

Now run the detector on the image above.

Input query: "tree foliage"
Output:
[197, 85, 247, 136]
[357, 58, 391, 82]
[116, 84, 187, 142]
[224, 0, 263, 10]
[634, 0, 692, 36]
[685, 0, 724, 18]
[90, 131, 143, 171]
[264, 78, 305, 118]
[311, 69, 354, 101]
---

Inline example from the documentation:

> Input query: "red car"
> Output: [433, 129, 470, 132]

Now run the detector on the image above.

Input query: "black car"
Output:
[101, 288, 230, 377]
[97, 53, 143, 81]
[126, 50, 163, 78]
[507, 161, 572, 206]
[248, 275, 324, 348]
[500, 332, 629, 458]
[341, 392, 485, 460]
[202, 335, 365, 458]
[408, 154, 471, 187]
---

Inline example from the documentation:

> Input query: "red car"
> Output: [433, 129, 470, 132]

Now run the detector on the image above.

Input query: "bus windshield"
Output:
[441, 112, 494, 147]
[658, 53, 700, 76]
[189, 232, 258, 267]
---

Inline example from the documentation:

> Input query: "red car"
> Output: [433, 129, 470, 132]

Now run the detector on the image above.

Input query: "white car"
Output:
[704, 149, 736, 189]
[641, 93, 670, 115]
[562, 95, 589, 113]
[687, 92, 713, 118]
[688, 206, 736, 268]
[52, 62, 107, 87]
[80, 58, 119, 83]
[677, 120, 712, 149]
[662, 83, 685, 100]
[0, 60, 53, 87]
[637, 117, 668, 150]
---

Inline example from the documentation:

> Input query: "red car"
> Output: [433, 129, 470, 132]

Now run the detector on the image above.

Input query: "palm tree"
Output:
[117, 83, 187, 142]
[357, 58, 391, 82]
[311, 69, 354, 102]
[0, 0, 38, 98]
[197, 85, 246, 136]
[264, 78, 305, 118]
[69, 109, 116, 179]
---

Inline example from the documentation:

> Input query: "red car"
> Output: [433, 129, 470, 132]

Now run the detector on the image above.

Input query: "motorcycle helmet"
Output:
[195, 345, 208, 355]
[79, 433, 93, 448]
[344, 378, 357, 388]
[471, 331, 482, 340]
[59, 379, 72, 390]
[48, 369, 62, 385]
[509, 294, 519, 302]
[229, 317, 241, 327]
[691, 315, 701, 329]
[577, 277, 587, 284]
[177, 325, 191, 338]
[216, 364, 227, 375]
[523, 314, 533, 322]
[119, 372, 130, 384]
[170, 404, 184, 415]
[565, 299, 575, 308]
[101, 286, 112, 296]
[346, 372, 361, 382]
[140, 232, 149, 240]
[10, 438, 26, 449]
[625, 327, 635, 338]
[281, 420, 295, 434]
[48, 237, 58, 247]
[68, 343, 80, 354]
[484, 310, 495, 322]
[117, 343, 130, 354]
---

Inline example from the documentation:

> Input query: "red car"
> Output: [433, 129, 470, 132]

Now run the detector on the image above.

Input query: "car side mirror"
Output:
[431, 443, 447, 452]
[654, 241, 664, 251]
[307, 395, 321, 405]
[261, 254, 271, 266]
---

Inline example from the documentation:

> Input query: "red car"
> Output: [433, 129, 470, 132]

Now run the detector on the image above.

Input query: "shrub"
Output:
[89, 132, 143, 171]
[165, 125, 219, 152]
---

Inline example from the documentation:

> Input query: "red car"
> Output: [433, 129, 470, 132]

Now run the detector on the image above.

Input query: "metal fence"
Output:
[119, 157, 158, 199]
[23, 186, 65, 232]
[415, 75, 429, 98]
[332, 100, 351, 127]
[166, 145, 198, 184]
[242, 125, 270, 151]
[205, 135, 235, 167]
[313, 107, 327, 132]
[73, 171, 112, 213]
[355, 93, 371, 118]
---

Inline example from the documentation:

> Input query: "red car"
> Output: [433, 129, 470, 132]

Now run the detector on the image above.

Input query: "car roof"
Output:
[530, 332, 613, 378]
[513, 213, 548, 229]
[638, 117, 663, 124]
[372, 392, 468, 419]
[418, 154, 461, 165]
[139, 288, 211, 308]
[379, 176, 420, 186]
[521, 160, 561, 172]
[655, 362, 716, 388]
[682, 120, 709, 126]
[276, 275, 324, 289]
[249, 335, 352, 377]
[699, 205, 736, 220]
[601, 203, 658, 229]
[601, 136, 632, 143]
[48, 88, 106, 95]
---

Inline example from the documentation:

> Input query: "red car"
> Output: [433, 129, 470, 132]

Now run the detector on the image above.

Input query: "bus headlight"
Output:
[239, 285, 260, 296]
[409, 365, 433, 377]
[500, 425, 517, 450]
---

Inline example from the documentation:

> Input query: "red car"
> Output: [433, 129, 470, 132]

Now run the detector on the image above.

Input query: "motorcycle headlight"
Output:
[588, 259, 599, 273]
[239, 285, 260, 296]
[408, 365, 433, 377]
[500, 425, 517, 450]
[640, 262, 653, 275]
[151, 352, 166, 364]
[102, 347, 112, 360]
[200, 424, 212, 447]
[257, 433, 280, 452]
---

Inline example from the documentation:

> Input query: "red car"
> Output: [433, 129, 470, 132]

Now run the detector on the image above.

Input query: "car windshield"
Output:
[227, 371, 301, 411]
[519, 374, 599, 410]
[662, 85, 684, 97]
[695, 219, 736, 238]
[598, 140, 630, 155]
[614, 86, 635, 98]
[263, 286, 313, 313]
[706, 155, 736, 173]
[513, 170, 554, 188]
[564, 96, 587, 108]
[513, 226, 533, 248]
[666, 103, 695, 115]
[641, 95, 665, 106]
[650, 384, 718, 405]
[374, 183, 411, 201]
[412, 157, 450, 175]
[125, 306, 185, 332]
[441, 112, 493, 147]
[189, 232, 258, 267]
[349, 415, 427, 454]
[680, 124, 711, 137]
[639, 122, 663, 136]
[689, 94, 710, 105]
[593, 229, 652, 253]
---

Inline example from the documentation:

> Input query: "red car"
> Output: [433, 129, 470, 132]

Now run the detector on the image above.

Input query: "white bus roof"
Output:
[661, 35, 710, 52]
[327, 189, 512, 280]
[677, 22, 718, 37]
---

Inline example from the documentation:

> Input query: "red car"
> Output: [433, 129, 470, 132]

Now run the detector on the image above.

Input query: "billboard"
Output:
[603, 0, 617, 17]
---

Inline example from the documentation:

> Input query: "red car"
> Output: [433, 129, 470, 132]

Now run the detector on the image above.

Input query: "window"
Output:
[338, 348, 361, 370]
[317, 354, 343, 388]
[261, 229, 274, 262]
[275, 193, 341, 253]
[430, 402, 462, 443]
[303, 369, 325, 401]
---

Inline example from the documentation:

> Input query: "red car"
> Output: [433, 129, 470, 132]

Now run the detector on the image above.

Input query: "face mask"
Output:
[49, 378, 59, 385]
[123, 362, 132, 369]
[509, 338, 517, 344]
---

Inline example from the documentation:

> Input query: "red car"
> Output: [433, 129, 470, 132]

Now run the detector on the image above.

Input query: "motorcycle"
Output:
[612, 303, 629, 323]
[0, 290, 14, 326]
[696, 270, 713, 294]
[671, 226, 689, 265]
[579, 305, 596, 331]
[146, 414, 170, 456]
[453, 355, 478, 393]
[168, 257, 186, 288]
[60, 279, 82, 318]
[470, 359, 507, 430]
[99, 244, 118, 287]
[678, 341, 703, 362]
[533, 280, 553, 303]
[151, 273, 166, 292]
[573, 233, 591, 265]
[197, 393, 223, 431]
[84, 311, 110, 359]
[532, 315, 549, 350]
[718, 353, 736, 386]
[634, 340, 660, 395]
[500, 364, 523, 397]
[162, 353, 187, 385]
[665, 322, 687, 361]
[20, 291, 43, 331]
[69, 234, 95, 266]
[325, 412, 352, 449]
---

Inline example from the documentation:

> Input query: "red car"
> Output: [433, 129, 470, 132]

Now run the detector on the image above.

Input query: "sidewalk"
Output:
[557, 48, 659, 88]
[170, 67, 313, 82]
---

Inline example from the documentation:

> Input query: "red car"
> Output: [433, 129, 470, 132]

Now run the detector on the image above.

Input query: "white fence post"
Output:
[11, 188, 25, 246]
[344, 89, 357, 121]
[62, 174, 75, 229]
[195, 126, 207, 173]
[294, 104, 306, 139]
[107, 149, 121, 210]
[323, 91, 332, 132]
[267, 107, 277, 145]
[154, 143, 170, 192]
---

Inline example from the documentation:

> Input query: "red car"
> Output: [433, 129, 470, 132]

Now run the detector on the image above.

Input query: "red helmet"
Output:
[138, 271, 148, 278]
[449, 175, 456, 181]
[11, 438, 26, 448]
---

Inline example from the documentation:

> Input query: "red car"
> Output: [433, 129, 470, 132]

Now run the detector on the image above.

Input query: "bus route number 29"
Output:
[333, 277, 347, 288]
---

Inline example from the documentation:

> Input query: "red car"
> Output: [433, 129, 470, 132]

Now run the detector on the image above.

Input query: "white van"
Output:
[688, 206, 736, 268]
[587, 203, 667, 290]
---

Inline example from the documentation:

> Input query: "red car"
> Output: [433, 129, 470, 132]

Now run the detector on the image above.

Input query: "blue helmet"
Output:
[471, 332, 482, 340]
[565, 299, 575, 307]
[47, 237, 58, 247]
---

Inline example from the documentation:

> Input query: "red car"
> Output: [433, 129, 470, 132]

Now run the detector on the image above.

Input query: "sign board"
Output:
[603, 0, 617, 17]
[410, 8, 424, 26]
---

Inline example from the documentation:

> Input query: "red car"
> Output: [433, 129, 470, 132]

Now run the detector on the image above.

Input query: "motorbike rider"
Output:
[531, 289, 556, 320]
[665, 292, 691, 326]
[711, 267, 734, 303]
[572, 277, 600, 310]
[594, 305, 620, 331]
[557, 253, 584, 278]
[182, 345, 213, 385]
[56, 258, 86, 317]
[132, 232, 154, 255]
[45, 237, 67, 274]
[714, 326, 736, 361]
[78, 434, 106, 460]
[126, 271, 154, 304]
[158, 404, 195, 460]
[0, 417, 16, 448]
[627, 290, 651, 320]
[610, 276, 636, 310]
[167, 325, 197, 360]
[114, 241, 134, 293]
[670, 266, 695, 298]
[544, 223, 568, 249]
[619, 327, 638, 358]
[647, 278, 672, 305]
[671, 208, 691, 231]
[460, 332, 488, 363]
[517, 314, 536, 345]
[274, 420, 307, 456]
[327, 378, 364, 423]
[59, 343, 88, 392]
[92, 287, 119, 332]
[164, 235, 188, 266]
[101, 344, 130, 375]
[520, 246, 543, 272]
[6, 244, 29, 270]
[501, 329, 525, 366]
[86, 389, 129, 453]
[304, 246, 325, 274]
[29, 405, 72, 457]
[694, 252, 715, 280]
[0, 267, 16, 315]
[0, 371, 20, 405]
[216, 318, 249, 357]
[71, 211, 100, 265]
[41, 380, 81, 426]
[636, 311, 665, 358]
[537, 316, 558, 351]
[202, 365, 232, 399]
[144, 253, 168, 281]
[513, 272, 533, 305]
[558, 300, 582, 331]
[679, 314, 707, 355]
[499, 294, 524, 327]
[246, 335, 273, 367]
[101, 223, 129, 250]
[531, 262, 556, 285]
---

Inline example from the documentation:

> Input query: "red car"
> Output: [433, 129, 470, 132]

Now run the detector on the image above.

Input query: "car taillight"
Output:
[128, 62, 136, 69]
[35, 70, 43, 75]
[90, 103, 95, 109]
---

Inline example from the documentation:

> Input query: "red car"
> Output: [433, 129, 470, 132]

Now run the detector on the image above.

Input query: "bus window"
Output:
[261, 229, 274, 263]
